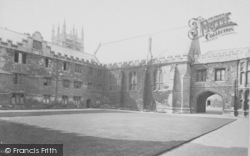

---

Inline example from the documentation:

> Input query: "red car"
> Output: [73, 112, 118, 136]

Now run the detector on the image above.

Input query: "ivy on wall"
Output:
[143, 67, 153, 111]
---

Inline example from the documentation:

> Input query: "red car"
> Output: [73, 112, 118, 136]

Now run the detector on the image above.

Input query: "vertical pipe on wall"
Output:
[55, 59, 59, 102]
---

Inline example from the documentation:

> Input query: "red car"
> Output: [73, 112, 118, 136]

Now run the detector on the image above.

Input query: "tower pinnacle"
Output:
[57, 24, 60, 35]
[73, 25, 75, 35]
[52, 25, 55, 37]
[81, 26, 84, 52]
[81, 26, 84, 40]
[63, 19, 66, 33]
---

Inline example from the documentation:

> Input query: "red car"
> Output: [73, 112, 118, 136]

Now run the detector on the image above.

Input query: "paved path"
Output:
[161, 117, 249, 156]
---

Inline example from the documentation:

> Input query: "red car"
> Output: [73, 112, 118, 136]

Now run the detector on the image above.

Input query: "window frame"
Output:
[74, 81, 82, 89]
[215, 68, 226, 81]
[247, 60, 250, 84]
[63, 62, 69, 71]
[33, 40, 42, 50]
[196, 69, 207, 82]
[87, 82, 93, 89]
[75, 64, 82, 73]
[43, 94, 51, 103]
[62, 95, 68, 104]
[88, 67, 93, 75]
[44, 77, 52, 86]
[13, 73, 26, 85]
[73, 96, 81, 104]
[129, 71, 137, 90]
[44, 57, 50, 68]
[97, 84, 102, 90]
[97, 69, 102, 77]
[14, 51, 27, 64]
[154, 68, 164, 90]
[11, 93, 25, 104]
[63, 79, 70, 88]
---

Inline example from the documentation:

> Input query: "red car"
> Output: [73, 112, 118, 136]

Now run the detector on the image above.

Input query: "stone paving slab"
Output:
[161, 117, 249, 156]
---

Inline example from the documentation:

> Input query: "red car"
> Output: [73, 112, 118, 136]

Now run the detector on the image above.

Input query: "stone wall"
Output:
[104, 59, 192, 113]
[104, 66, 146, 110]
[191, 61, 238, 113]
[0, 35, 105, 107]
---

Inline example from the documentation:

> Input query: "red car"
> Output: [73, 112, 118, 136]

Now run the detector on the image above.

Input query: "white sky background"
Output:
[0, 0, 249, 63]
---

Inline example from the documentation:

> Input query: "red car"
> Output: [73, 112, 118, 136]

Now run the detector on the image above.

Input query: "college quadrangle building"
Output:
[0, 20, 249, 116]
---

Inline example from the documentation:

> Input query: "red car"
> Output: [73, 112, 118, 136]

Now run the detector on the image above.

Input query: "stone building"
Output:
[0, 26, 104, 108]
[103, 39, 250, 116]
[0, 26, 249, 116]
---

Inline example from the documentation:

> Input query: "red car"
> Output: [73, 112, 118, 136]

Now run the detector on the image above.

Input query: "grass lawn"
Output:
[0, 109, 235, 156]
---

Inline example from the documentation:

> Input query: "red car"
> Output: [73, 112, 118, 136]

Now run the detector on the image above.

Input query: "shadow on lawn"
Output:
[0, 120, 187, 156]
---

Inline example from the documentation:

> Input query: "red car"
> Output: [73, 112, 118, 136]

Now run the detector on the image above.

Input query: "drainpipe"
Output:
[234, 59, 239, 116]
[55, 59, 59, 102]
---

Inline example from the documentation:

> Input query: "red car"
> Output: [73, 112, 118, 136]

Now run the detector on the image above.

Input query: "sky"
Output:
[0, 0, 250, 63]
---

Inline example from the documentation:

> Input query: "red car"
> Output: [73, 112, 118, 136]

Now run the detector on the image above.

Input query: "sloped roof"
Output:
[0, 27, 28, 43]
[46, 42, 99, 63]
[0, 27, 98, 63]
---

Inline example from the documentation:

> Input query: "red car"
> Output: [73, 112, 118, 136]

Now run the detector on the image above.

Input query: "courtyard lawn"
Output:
[0, 109, 235, 156]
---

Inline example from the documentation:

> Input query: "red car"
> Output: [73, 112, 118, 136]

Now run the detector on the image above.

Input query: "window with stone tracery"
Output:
[129, 71, 137, 90]
[196, 69, 207, 82]
[240, 62, 245, 85]
[215, 68, 225, 81]
[154, 68, 163, 90]
[247, 61, 250, 84]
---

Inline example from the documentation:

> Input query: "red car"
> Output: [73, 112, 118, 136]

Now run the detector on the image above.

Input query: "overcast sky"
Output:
[0, 0, 249, 63]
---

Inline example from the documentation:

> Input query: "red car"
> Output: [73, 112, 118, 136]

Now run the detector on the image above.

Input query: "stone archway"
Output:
[195, 90, 225, 114]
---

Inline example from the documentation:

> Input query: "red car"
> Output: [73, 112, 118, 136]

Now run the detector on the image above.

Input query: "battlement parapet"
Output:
[153, 54, 190, 64]
[194, 48, 250, 64]
[0, 31, 103, 67]
[47, 46, 105, 66]
[103, 54, 191, 69]
[0, 38, 28, 50]
[104, 59, 147, 69]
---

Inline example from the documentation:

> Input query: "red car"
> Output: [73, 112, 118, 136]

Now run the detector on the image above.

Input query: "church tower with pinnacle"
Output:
[51, 20, 84, 52]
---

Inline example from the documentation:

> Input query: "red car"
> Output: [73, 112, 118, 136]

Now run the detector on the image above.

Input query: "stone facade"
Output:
[103, 44, 250, 116]
[0, 28, 104, 108]
[0, 27, 249, 116]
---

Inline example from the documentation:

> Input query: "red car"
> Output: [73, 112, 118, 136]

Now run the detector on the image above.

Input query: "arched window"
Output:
[129, 71, 137, 90]
[240, 62, 245, 85]
[154, 68, 163, 90]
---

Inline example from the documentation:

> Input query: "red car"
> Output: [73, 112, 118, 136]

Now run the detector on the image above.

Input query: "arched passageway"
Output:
[196, 91, 224, 114]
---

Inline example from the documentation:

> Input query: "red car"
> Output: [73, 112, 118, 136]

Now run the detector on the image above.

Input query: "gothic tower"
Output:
[51, 20, 84, 52]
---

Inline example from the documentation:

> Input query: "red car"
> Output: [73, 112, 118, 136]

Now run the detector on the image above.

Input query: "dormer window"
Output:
[33, 40, 42, 50]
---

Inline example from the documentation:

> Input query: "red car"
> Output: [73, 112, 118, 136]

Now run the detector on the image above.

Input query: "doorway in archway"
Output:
[86, 99, 91, 108]
[197, 91, 223, 114]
